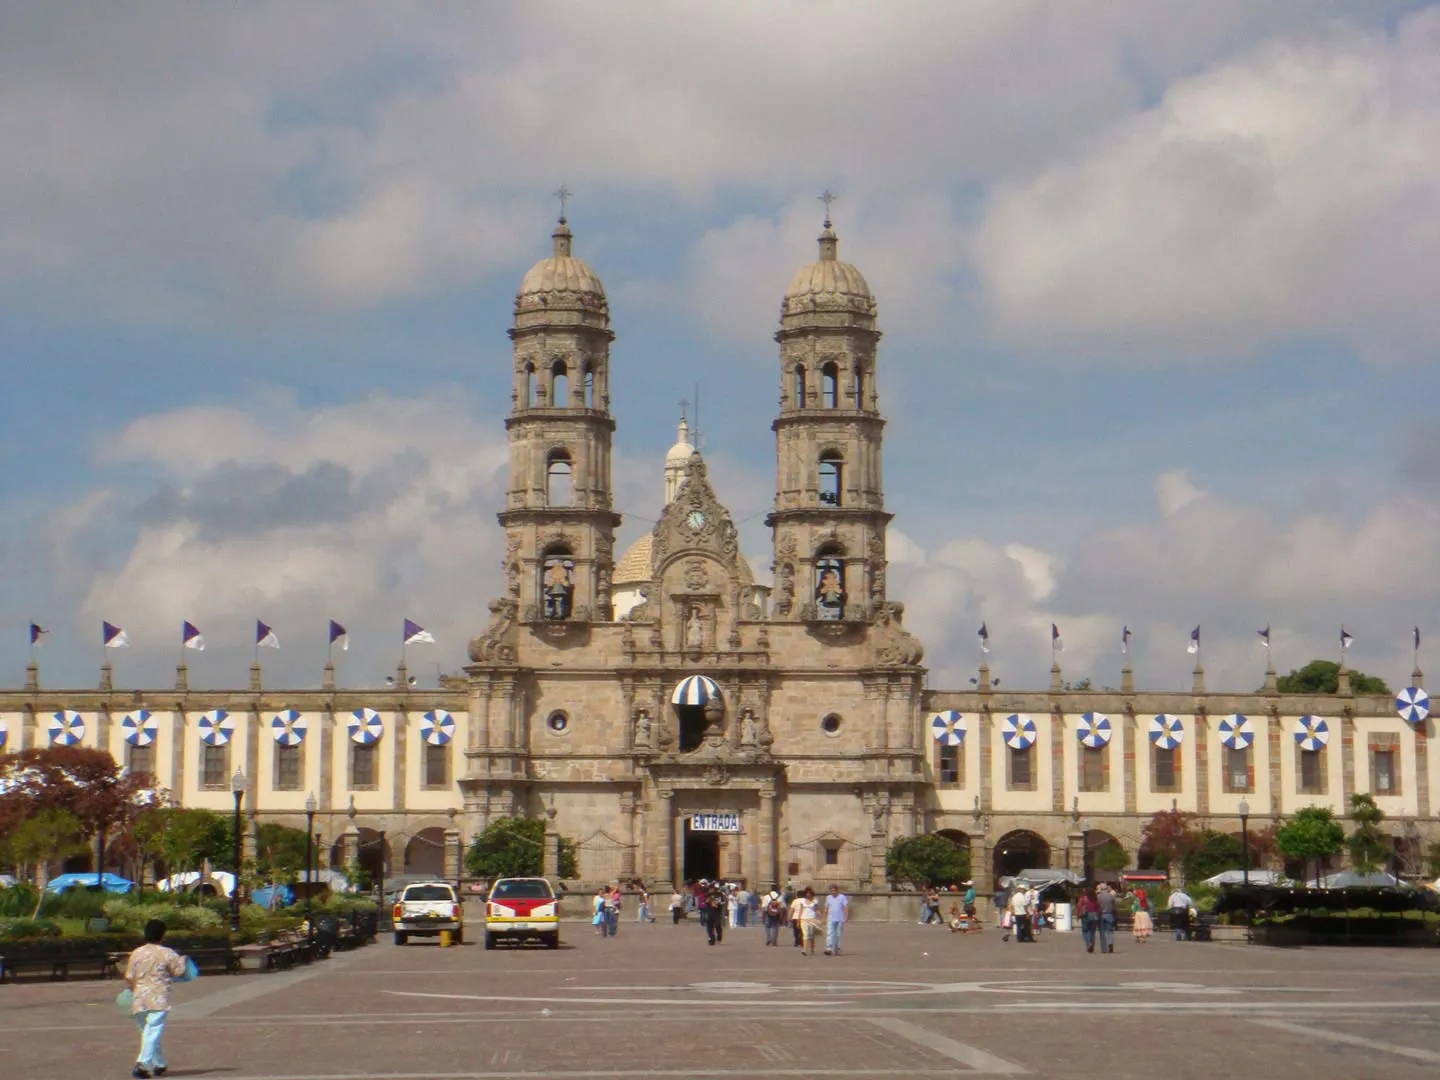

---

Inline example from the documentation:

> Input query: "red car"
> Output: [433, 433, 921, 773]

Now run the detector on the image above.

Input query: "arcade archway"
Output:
[404, 828, 448, 878]
[992, 830, 1050, 888]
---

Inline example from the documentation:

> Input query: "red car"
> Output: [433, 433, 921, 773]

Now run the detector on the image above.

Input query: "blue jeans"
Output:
[636, 902, 652, 923]
[1081, 914, 1098, 951]
[604, 910, 618, 936]
[825, 921, 844, 953]
[1098, 913, 1115, 952]
[134, 1010, 168, 1070]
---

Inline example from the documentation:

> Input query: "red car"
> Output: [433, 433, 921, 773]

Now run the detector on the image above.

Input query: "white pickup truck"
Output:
[392, 881, 463, 945]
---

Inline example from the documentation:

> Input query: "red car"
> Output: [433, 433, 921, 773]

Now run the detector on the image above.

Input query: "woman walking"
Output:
[797, 887, 820, 956]
[124, 918, 190, 1079]
[1131, 887, 1153, 944]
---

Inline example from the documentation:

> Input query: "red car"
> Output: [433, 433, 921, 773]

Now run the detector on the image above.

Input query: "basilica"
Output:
[2, 213, 1434, 893]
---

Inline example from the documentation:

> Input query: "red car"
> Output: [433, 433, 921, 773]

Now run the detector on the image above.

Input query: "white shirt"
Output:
[1009, 891, 1031, 916]
[1169, 890, 1191, 910]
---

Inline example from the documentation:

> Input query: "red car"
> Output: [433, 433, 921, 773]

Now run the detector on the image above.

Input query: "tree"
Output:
[1425, 841, 1440, 880]
[254, 823, 309, 879]
[158, 807, 231, 884]
[0, 747, 149, 873]
[1092, 841, 1129, 874]
[885, 833, 971, 889]
[131, 804, 175, 891]
[1140, 810, 1204, 877]
[1276, 660, 1389, 695]
[1275, 806, 1345, 886]
[464, 817, 577, 881]
[1346, 794, 1388, 875]
[1183, 831, 1244, 883]
[1248, 824, 1279, 870]
[6, 809, 89, 917]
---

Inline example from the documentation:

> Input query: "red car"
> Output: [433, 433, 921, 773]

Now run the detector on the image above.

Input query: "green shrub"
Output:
[40, 888, 113, 921]
[0, 886, 40, 917]
[0, 917, 63, 939]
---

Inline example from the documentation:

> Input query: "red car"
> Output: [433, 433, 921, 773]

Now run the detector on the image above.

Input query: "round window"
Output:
[546, 711, 570, 734]
[820, 713, 842, 736]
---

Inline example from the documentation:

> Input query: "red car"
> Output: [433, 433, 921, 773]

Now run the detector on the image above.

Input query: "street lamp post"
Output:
[1081, 818, 1093, 883]
[1238, 798, 1251, 932]
[304, 793, 317, 955]
[229, 770, 248, 933]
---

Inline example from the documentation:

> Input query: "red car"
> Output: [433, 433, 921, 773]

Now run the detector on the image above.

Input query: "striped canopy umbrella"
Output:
[1396, 687, 1429, 725]
[349, 708, 384, 745]
[671, 674, 721, 707]
[121, 710, 158, 747]
[1149, 714, 1184, 750]
[272, 709, 307, 747]
[420, 709, 456, 746]
[197, 710, 233, 746]
[1294, 714, 1330, 751]
[930, 711, 966, 746]
[1002, 713, 1037, 750]
[1218, 714, 1254, 751]
[1077, 712, 1111, 748]
[50, 710, 86, 747]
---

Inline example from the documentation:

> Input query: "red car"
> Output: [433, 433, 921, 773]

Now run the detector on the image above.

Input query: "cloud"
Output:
[973, 8, 1440, 361]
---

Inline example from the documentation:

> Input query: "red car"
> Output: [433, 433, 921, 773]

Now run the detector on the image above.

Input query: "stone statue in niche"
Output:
[740, 709, 757, 746]
[634, 710, 651, 746]
[684, 607, 703, 649]
[542, 556, 574, 620]
[815, 557, 845, 621]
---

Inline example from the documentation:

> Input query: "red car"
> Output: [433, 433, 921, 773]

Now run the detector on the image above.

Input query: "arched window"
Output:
[522, 363, 536, 408]
[545, 452, 573, 507]
[583, 364, 595, 408]
[794, 365, 807, 408]
[853, 365, 865, 409]
[541, 551, 575, 620]
[821, 362, 839, 408]
[551, 361, 569, 407]
[814, 554, 845, 621]
[818, 451, 843, 506]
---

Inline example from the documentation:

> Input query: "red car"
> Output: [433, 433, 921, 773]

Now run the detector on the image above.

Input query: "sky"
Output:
[3, 1, 1438, 697]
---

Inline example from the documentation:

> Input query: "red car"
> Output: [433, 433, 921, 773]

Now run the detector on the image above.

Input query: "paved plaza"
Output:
[5, 919, 1440, 1079]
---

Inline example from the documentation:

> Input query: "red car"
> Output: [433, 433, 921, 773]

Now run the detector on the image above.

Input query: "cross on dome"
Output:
[818, 189, 838, 228]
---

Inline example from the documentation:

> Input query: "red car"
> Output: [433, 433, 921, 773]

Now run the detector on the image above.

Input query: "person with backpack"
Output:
[761, 890, 785, 946]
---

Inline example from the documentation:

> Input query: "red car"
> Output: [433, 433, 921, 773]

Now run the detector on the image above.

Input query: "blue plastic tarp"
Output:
[45, 872, 134, 893]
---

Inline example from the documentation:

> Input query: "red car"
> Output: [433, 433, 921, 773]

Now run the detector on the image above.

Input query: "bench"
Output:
[103, 947, 241, 978]
[0, 952, 114, 983]
[235, 933, 312, 971]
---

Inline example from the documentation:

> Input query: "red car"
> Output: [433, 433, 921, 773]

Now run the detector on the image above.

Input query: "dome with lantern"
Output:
[514, 216, 609, 321]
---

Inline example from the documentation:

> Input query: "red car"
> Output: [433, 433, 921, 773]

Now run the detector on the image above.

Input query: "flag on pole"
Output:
[256, 621, 279, 649]
[182, 621, 205, 651]
[1340, 627, 1353, 651]
[1121, 626, 1131, 654]
[103, 621, 129, 648]
[978, 623, 990, 655]
[1187, 626, 1201, 655]
[1257, 626, 1271, 649]
[1416, 627, 1422, 651]
[403, 618, 434, 645]
[329, 620, 349, 652]
[29, 623, 48, 646]
[1051, 623, 1063, 652]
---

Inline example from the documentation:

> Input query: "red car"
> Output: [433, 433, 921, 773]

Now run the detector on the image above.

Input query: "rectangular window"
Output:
[351, 743, 377, 789]
[274, 744, 302, 791]
[126, 742, 155, 785]
[201, 744, 228, 789]
[1372, 749, 1397, 795]
[937, 744, 961, 786]
[1080, 747, 1106, 792]
[1299, 748, 1324, 794]
[1223, 747, 1253, 794]
[424, 743, 450, 789]
[823, 845, 839, 866]
[1152, 746, 1178, 791]
[1008, 746, 1034, 790]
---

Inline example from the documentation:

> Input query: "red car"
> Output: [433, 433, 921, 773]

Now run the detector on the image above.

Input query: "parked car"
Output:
[392, 881, 464, 945]
[485, 877, 559, 949]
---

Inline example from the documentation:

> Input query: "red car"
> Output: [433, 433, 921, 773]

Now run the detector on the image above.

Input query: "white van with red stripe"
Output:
[485, 877, 560, 949]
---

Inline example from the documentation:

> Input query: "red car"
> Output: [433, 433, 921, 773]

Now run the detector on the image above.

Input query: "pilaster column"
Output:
[1194, 708, 1210, 815]
[757, 790, 776, 890]
[444, 828, 462, 885]
[620, 791, 638, 878]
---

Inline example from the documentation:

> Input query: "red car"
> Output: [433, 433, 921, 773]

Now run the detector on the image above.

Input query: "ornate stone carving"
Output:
[634, 709, 651, 747]
[683, 558, 709, 592]
[740, 709, 757, 746]
[468, 598, 518, 664]
[871, 602, 924, 667]
[868, 533, 886, 603]
[502, 536, 522, 598]
[774, 561, 795, 616]
[703, 762, 730, 786]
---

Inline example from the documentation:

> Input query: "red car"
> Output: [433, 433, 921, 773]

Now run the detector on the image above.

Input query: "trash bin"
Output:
[1053, 902, 1073, 932]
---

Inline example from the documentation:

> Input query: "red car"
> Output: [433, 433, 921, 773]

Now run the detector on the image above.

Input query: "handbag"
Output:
[115, 988, 134, 1014]
[1001, 911, 1013, 929]
[180, 956, 200, 982]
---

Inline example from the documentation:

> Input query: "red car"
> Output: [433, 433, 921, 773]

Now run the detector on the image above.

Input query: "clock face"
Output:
[685, 509, 706, 531]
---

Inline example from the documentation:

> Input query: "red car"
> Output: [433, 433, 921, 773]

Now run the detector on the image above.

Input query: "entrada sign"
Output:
[689, 812, 741, 833]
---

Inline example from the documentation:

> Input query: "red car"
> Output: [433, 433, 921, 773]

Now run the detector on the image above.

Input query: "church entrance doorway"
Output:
[683, 821, 720, 882]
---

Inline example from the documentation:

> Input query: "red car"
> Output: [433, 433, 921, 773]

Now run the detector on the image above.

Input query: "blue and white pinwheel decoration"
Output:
[1396, 687, 1429, 725]
[1218, 714, 1254, 751]
[930, 711, 966, 746]
[671, 674, 721, 707]
[272, 709, 307, 747]
[1294, 715, 1329, 752]
[197, 710, 233, 746]
[1077, 712, 1111, 748]
[50, 710, 86, 747]
[0, 718, 7, 749]
[420, 709, 456, 746]
[121, 710, 158, 747]
[1002, 713, 1037, 750]
[1149, 714, 1184, 750]
[349, 708, 383, 745]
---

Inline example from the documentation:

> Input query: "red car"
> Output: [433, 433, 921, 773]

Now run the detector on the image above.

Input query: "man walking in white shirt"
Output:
[824, 885, 849, 955]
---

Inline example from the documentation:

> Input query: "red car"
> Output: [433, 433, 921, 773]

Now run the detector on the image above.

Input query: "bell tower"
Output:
[498, 208, 620, 623]
[766, 202, 890, 622]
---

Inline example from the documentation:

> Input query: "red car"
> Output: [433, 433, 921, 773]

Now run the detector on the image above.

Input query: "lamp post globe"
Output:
[229, 770, 248, 933]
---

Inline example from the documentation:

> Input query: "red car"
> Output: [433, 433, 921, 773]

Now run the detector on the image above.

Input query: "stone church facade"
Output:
[3, 214, 1435, 891]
